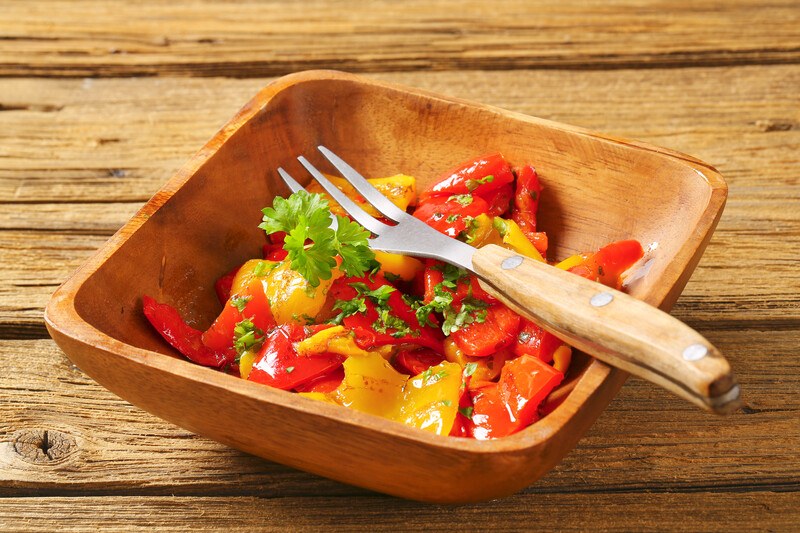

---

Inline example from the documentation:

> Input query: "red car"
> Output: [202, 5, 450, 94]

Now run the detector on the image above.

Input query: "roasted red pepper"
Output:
[511, 165, 548, 255]
[392, 347, 446, 376]
[214, 264, 241, 305]
[420, 153, 515, 200]
[514, 319, 563, 363]
[480, 183, 514, 217]
[449, 372, 474, 438]
[451, 304, 521, 357]
[142, 295, 228, 368]
[422, 261, 496, 306]
[329, 274, 445, 353]
[413, 194, 489, 238]
[262, 242, 289, 261]
[568, 239, 644, 289]
[294, 366, 345, 393]
[247, 324, 344, 390]
[469, 354, 563, 439]
[201, 281, 276, 356]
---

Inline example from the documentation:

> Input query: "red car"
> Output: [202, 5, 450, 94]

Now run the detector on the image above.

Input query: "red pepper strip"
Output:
[480, 183, 514, 217]
[248, 324, 344, 390]
[268, 231, 287, 245]
[451, 304, 521, 358]
[511, 165, 548, 255]
[449, 374, 474, 438]
[420, 153, 515, 200]
[294, 366, 345, 393]
[142, 295, 228, 368]
[568, 239, 644, 290]
[423, 261, 497, 306]
[330, 274, 445, 353]
[201, 280, 276, 355]
[214, 264, 241, 305]
[413, 194, 489, 238]
[514, 319, 563, 363]
[262, 242, 289, 261]
[392, 347, 445, 375]
[469, 355, 563, 440]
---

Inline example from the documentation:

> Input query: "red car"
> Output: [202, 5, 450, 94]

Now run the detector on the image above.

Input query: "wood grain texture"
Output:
[2, 0, 799, 523]
[1, 332, 796, 497]
[2, 0, 800, 78]
[1, 492, 798, 532]
[1, 66, 798, 337]
[473, 245, 737, 413]
[2, 66, 798, 203]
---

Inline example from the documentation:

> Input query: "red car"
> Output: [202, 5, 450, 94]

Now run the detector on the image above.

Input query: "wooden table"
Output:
[1, 1, 798, 530]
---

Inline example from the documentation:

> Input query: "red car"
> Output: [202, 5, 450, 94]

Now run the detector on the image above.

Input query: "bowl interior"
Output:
[73, 75, 716, 385]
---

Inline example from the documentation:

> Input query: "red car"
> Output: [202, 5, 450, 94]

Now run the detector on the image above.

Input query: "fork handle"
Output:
[472, 245, 740, 414]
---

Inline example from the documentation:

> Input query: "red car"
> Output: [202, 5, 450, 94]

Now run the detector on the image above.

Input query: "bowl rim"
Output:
[44, 69, 728, 455]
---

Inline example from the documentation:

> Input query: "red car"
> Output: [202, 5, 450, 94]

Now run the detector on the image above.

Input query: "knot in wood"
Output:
[13, 429, 77, 465]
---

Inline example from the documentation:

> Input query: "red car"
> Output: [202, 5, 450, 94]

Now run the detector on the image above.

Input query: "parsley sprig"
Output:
[259, 190, 375, 287]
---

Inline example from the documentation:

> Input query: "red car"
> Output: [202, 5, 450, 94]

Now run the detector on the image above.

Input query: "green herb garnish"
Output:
[259, 190, 374, 287]
[230, 295, 251, 313]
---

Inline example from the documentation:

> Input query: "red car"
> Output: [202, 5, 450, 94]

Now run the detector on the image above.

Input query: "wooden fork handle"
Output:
[472, 245, 741, 414]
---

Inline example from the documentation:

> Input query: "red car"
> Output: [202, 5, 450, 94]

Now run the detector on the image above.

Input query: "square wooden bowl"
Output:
[45, 70, 727, 503]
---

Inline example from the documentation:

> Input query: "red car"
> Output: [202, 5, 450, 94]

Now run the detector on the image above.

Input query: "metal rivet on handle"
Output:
[683, 343, 708, 361]
[501, 255, 524, 270]
[590, 292, 614, 307]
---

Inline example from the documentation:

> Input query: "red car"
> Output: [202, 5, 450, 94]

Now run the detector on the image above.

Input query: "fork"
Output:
[278, 146, 741, 414]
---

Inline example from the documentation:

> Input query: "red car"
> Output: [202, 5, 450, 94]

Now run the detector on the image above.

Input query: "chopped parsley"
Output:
[463, 362, 478, 377]
[349, 282, 395, 306]
[327, 298, 368, 325]
[285, 366, 295, 373]
[448, 194, 474, 206]
[466, 174, 494, 192]
[252, 260, 276, 277]
[230, 295, 251, 313]
[458, 406, 474, 418]
[233, 318, 264, 360]
[413, 266, 490, 335]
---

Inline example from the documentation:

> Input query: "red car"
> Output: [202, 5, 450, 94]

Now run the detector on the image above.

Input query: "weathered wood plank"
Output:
[1, 492, 798, 532]
[2, 0, 800, 78]
[2, 191, 798, 337]
[1, 333, 796, 497]
[1, 66, 797, 203]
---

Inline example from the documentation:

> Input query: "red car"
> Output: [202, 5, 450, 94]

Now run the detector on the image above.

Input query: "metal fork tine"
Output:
[318, 146, 409, 222]
[296, 156, 389, 235]
[277, 167, 304, 194]
[278, 167, 339, 230]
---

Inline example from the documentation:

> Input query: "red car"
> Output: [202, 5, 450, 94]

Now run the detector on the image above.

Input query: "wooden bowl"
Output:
[45, 70, 727, 503]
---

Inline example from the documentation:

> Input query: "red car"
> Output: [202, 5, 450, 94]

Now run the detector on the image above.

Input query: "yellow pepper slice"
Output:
[238, 349, 257, 380]
[306, 174, 416, 218]
[373, 250, 424, 282]
[262, 262, 340, 325]
[392, 362, 461, 434]
[302, 353, 461, 435]
[466, 214, 504, 248]
[493, 217, 545, 262]
[553, 345, 572, 374]
[330, 352, 408, 417]
[296, 325, 376, 358]
[230, 258, 279, 296]
[555, 253, 587, 271]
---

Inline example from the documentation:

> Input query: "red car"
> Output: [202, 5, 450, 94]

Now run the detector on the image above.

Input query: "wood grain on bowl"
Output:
[45, 70, 726, 503]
